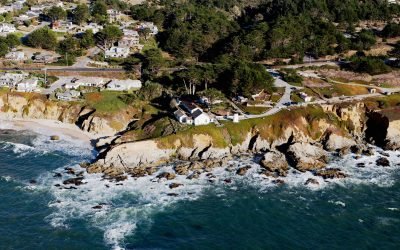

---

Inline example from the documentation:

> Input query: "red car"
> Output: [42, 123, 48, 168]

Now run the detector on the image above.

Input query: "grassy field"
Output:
[83, 91, 129, 114]
[313, 83, 369, 98]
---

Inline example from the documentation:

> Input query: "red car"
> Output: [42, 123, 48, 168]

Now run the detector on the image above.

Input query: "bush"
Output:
[25, 27, 57, 50]
[348, 56, 391, 75]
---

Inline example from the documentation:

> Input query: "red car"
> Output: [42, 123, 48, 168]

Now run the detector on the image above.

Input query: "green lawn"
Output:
[83, 91, 128, 114]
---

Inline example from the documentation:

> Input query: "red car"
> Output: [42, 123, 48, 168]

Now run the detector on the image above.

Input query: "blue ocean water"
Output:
[0, 128, 399, 249]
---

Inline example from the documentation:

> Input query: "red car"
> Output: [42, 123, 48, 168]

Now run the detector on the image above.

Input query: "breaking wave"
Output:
[39, 146, 400, 249]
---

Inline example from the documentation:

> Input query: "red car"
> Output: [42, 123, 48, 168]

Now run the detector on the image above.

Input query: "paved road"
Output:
[41, 76, 74, 95]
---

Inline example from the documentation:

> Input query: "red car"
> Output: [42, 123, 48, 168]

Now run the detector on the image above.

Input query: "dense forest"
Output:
[131, 0, 400, 96]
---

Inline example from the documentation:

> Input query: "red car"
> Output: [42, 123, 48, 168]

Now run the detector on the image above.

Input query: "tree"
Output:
[98, 25, 123, 48]
[199, 88, 225, 107]
[25, 27, 58, 50]
[46, 6, 67, 22]
[5, 34, 21, 48]
[91, 0, 108, 23]
[143, 48, 165, 75]
[139, 27, 151, 41]
[58, 35, 81, 56]
[228, 61, 274, 97]
[0, 42, 8, 57]
[72, 4, 90, 25]
[80, 30, 95, 49]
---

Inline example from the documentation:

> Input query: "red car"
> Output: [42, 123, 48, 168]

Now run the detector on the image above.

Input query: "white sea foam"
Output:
[37, 145, 400, 249]
[0, 175, 12, 182]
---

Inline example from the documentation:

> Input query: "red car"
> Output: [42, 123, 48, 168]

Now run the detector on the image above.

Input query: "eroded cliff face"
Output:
[0, 93, 134, 136]
[97, 102, 399, 170]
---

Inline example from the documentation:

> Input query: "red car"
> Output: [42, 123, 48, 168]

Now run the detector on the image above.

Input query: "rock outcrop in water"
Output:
[91, 102, 400, 181]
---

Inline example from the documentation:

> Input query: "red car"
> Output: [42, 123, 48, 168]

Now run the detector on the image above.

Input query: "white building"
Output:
[107, 9, 122, 23]
[105, 46, 130, 58]
[73, 77, 105, 88]
[106, 79, 142, 91]
[174, 109, 192, 125]
[79, 23, 103, 34]
[0, 73, 27, 87]
[137, 22, 159, 35]
[17, 79, 38, 92]
[299, 92, 312, 102]
[5, 51, 25, 61]
[192, 110, 211, 126]
[0, 23, 16, 34]
[56, 90, 81, 101]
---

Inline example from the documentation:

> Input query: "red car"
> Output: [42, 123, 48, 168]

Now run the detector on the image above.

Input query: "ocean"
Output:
[0, 128, 399, 250]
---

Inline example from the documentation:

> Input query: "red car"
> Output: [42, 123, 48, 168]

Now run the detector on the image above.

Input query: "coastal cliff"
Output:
[0, 92, 136, 136]
[93, 101, 400, 178]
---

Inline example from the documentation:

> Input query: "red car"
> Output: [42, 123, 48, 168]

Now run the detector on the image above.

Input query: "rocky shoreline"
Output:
[1, 92, 400, 190]
[79, 102, 400, 187]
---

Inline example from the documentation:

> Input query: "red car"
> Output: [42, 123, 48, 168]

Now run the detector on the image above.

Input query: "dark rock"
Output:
[337, 147, 351, 157]
[378, 151, 390, 157]
[272, 179, 285, 185]
[54, 184, 61, 187]
[157, 172, 176, 180]
[116, 183, 123, 186]
[362, 147, 375, 156]
[92, 205, 102, 209]
[64, 167, 75, 175]
[315, 168, 346, 179]
[376, 157, 390, 167]
[64, 186, 77, 189]
[167, 193, 179, 197]
[75, 171, 84, 177]
[129, 168, 147, 178]
[50, 135, 60, 141]
[174, 163, 190, 175]
[29, 180, 37, 184]
[305, 178, 319, 185]
[224, 178, 232, 184]
[145, 167, 157, 175]
[260, 151, 288, 177]
[169, 183, 183, 189]
[356, 163, 366, 168]
[53, 173, 62, 178]
[187, 171, 201, 180]
[63, 177, 84, 186]
[350, 145, 365, 155]
[114, 175, 128, 182]
[236, 166, 251, 176]
[189, 161, 203, 171]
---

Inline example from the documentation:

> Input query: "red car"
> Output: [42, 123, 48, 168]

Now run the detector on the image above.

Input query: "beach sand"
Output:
[0, 117, 98, 145]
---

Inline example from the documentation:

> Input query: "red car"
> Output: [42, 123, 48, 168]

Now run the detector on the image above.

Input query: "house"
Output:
[51, 21, 75, 32]
[192, 109, 211, 126]
[106, 79, 142, 91]
[174, 109, 192, 125]
[0, 73, 27, 87]
[5, 51, 25, 61]
[180, 101, 202, 114]
[118, 36, 138, 48]
[33, 53, 58, 63]
[79, 23, 103, 34]
[175, 100, 212, 126]
[0, 23, 16, 34]
[56, 90, 81, 101]
[107, 9, 122, 23]
[299, 92, 312, 102]
[105, 46, 130, 58]
[137, 22, 159, 35]
[16, 79, 39, 92]
[74, 77, 105, 88]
